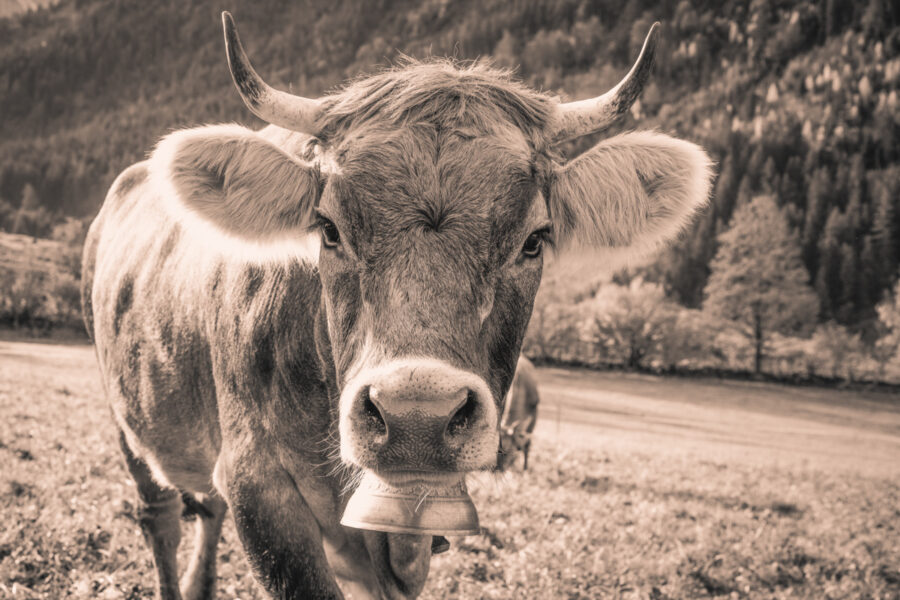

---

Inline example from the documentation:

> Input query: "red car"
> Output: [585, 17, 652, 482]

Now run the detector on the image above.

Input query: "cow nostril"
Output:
[447, 389, 478, 437]
[361, 386, 387, 436]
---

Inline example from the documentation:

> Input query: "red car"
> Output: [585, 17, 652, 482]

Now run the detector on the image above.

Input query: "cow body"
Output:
[83, 13, 712, 600]
[498, 356, 540, 470]
[83, 159, 381, 599]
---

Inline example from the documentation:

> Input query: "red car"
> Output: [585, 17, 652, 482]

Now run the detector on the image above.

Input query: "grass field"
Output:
[1, 340, 898, 599]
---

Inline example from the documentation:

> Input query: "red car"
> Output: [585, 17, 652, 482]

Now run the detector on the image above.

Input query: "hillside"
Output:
[0, 0, 55, 19]
[1, 0, 899, 329]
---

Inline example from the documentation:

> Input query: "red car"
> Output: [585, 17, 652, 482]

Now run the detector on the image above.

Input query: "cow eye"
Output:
[317, 216, 341, 248]
[522, 230, 546, 258]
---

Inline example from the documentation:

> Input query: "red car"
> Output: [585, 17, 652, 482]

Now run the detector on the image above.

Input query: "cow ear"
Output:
[549, 131, 712, 262]
[150, 124, 321, 242]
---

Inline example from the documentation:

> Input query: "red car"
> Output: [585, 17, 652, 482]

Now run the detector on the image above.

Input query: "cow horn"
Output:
[550, 22, 660, 142]
[222, 11, 323, 134]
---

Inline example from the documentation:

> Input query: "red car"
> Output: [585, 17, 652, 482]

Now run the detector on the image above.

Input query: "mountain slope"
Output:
[1, 0, 898, 327]
[0, 0, 56, 19]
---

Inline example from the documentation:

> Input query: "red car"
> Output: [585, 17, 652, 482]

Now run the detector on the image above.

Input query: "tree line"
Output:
[525, 194, 900, 384]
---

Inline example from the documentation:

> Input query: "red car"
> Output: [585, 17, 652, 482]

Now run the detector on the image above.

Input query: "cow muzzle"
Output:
[339, 358, 497, 535]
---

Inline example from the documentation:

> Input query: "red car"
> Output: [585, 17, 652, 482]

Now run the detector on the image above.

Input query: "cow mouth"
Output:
[363, 530, 432, 600]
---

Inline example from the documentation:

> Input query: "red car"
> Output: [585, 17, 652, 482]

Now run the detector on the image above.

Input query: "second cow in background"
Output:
[498, 356, 540, 471]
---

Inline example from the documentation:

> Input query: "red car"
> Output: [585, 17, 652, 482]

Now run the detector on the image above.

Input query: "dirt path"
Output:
[533, 366, 900, 477]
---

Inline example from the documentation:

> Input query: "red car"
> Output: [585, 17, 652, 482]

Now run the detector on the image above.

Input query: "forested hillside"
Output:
[0, 0, 55, 19]
[1, 0, 899, 330]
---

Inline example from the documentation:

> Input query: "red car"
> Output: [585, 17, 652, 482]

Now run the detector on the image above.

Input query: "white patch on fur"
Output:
[341, 333, 386, 387]
[257, 125, 343, 177]
[148, 123, 321, 265]
[111, 408, 175, 489]
[550, 130, 713, 270]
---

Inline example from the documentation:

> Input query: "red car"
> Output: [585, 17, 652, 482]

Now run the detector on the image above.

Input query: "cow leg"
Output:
[180, 493, 228, 600]
[118, 430, 183, 600]
[523, 441, 531, 471]
[216, 451, 344, 600]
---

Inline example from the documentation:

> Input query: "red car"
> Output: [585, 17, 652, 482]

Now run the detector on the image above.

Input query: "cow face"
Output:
[315, 123, 550, 475]
[498, 421, 530, 469]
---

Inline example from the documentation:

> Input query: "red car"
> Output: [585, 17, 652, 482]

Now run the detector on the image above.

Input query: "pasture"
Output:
[1, 340, 898, 599]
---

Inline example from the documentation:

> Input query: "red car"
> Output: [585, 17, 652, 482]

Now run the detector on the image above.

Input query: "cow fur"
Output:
[316, 59, 554, 147]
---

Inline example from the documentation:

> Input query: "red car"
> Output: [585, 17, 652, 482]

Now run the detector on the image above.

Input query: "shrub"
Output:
[811, 321, 865, 380]
[586, 279, 676, 370]
[0, 270, 51, 331]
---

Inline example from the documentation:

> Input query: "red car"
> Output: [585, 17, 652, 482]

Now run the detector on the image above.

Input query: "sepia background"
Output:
[1, 0, 899, 598]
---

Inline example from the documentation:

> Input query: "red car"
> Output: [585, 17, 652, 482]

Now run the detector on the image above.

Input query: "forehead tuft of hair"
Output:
[317, 58, 555, 143]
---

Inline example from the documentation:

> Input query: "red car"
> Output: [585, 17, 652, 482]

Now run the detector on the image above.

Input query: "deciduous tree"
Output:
[873, 278, 900, 378]
[704, 195, 819, 373]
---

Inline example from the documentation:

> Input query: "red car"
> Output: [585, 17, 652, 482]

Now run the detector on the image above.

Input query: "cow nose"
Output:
[342, 360, 496, 471]
[446, 389, 480, 440]
[362, 384, 480, 444]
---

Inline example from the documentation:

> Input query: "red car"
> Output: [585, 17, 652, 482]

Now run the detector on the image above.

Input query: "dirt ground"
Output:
[534, 366, 900, 477]
[1, 340, 898, 599]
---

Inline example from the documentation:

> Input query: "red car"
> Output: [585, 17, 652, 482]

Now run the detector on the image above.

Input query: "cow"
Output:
[81, 12, 712, 600]
[498, 356, 539, 471]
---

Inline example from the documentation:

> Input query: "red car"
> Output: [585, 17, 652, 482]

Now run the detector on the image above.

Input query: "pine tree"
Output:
[492, 30, 518, 70]
[872, 179, 898, 283]
[838, 242, 861, 320]
[704, 196, 819, 374]
[10, 183, 48, 237]
[735, 174, 754, 210]
[816, 207, 846, 319]
[824, 0, 852, 37]
[862, 0, 887, 37]
[860, 236, 882, 317]
[802, 168, 832, 273]
[845, 154, 868, 234]
[778, 156, 806, 213]
[0, 196, 13, 231]
[713, 153, 739, 222]
[760, 157, 778, 196]
[19, 183, 40, 211]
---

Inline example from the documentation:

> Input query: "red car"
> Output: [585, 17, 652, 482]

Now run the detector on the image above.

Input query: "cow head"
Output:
[498, 420, 531, 468]
[158, 11, 711, 521]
